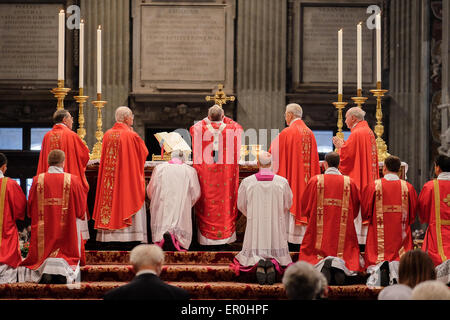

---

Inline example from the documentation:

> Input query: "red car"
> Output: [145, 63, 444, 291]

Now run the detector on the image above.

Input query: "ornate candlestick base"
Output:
[370, 85, 390, 162]
[74, 88, 89, 148]
[51, 80, 71, 110]
[351, 96, 368, 108]
[90, 94, 107, 160]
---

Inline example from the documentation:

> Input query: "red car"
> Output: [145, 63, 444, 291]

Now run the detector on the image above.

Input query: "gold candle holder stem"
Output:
[74, 88, 89, 147]
[332, 100, 348, 142]
[51, 79, 71, 110]
[370, 86, 390, 162]
[90, 94, 107, 160]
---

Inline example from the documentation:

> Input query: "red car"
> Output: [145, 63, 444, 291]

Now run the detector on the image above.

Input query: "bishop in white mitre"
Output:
[147, 150, 201, 251]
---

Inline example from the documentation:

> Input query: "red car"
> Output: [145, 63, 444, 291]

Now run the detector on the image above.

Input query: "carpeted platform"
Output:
[0, 250, 383, 300]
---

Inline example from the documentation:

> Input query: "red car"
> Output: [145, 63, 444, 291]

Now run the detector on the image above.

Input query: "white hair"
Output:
[282, 261, 327, 300]
[115, 106, 133, 122]
[208, 105, 224, 121]
[171, 150, 184, 161]
[346, 107, 366, 120]
[258, 151, 272, 166]
[129, 244, 164, 270]
[411, 280, 450, 300]
[285, 103, 303, 119]
[378, 284, 412, 300]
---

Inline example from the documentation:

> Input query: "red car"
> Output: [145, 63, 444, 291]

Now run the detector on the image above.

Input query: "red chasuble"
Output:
[298, 174, 361, 271]
[418, 179, 450, 266]
[338, 121, 379, 191]
[21, 173, 86, 269]
[0, 178, 26, 268]
[361, 178, 418, 267]
[92, 122, 148, 230]
[270, 119, 321, 224]
[37, 124, 90, 195]
[190, 117, 242, 240]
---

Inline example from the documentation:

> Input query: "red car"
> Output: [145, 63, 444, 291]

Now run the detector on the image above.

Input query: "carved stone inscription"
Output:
[302, 6, 374, 84]
[140, 5, 226, 82]
[0, 4, 59, 81]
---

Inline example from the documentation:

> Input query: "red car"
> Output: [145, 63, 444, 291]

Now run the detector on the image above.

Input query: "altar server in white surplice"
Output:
[232, 151, 293, 285]
[147, 150, 201, 251]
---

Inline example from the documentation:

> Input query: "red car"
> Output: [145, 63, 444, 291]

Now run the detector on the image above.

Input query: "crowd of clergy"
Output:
[0, 102, 449, 289]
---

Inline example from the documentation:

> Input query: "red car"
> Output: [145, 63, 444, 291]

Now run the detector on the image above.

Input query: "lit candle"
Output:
[376, 13, 381, 83]
[79, 19, 84, 89]
[338, 29, 343, 96]
[97, 25, 102, 94]
[357, 22, 362, 92]
[58, 10, 65, 81]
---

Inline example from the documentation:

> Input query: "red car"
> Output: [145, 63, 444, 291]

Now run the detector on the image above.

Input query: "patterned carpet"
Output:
[0, 250, 384, 300]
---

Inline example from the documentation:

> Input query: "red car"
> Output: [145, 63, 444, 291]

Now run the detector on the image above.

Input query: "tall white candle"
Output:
[338, 29, 343, 95]
[58, 10, 65, 81]
[376, 13, 382, 83]
[357, 22, 362, 91]
[97, 25, 102, 94]
[79, 20, 84, 89]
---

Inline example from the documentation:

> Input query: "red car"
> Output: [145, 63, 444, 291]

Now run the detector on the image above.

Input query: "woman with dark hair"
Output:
[398, 249, 436, 288]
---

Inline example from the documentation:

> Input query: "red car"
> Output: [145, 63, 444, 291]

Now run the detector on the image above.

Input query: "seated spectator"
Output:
[147, 150, 201, 251]
[103, 244, 190, 300]
[282, 261, 328, 300]
[377, 284, 412, 300]
[398, 249, 436, 288]
[411, 280, 450, 300]
[231, 151, 293, 285]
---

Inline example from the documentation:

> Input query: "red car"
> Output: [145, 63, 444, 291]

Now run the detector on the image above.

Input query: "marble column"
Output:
[236, 0, 287, 148]
[388, 0, 430, 190]
[80, 0, 130, 148]
[439, 1, 450, 154]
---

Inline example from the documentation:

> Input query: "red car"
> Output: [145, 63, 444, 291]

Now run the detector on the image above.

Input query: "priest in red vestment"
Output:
[36, 109, 90, 242]
[0, 154, 27, 283]
[361, 155, 418, 287]
[19, 150, 86, 284]
[92, 107, 149, 243]
[190, 105, 242, 247]
[418, 154, 450, 268]
[298, 152, 361, 285]
[333, 107, 379, 244]
[270, 103, 321, 246]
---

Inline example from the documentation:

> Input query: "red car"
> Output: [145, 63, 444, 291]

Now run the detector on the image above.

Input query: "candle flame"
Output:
[358, 21, 362, 25]
[98, 25, 102, 30]
[81, 19, 84, 24]
[60, 9, 64, 13]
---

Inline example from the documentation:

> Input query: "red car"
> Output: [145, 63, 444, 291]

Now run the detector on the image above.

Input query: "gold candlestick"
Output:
[370, 81, 390, 162]
[51, 80, 71, 110]
[333, 94, 348, 142]
[351, 89, 368, 108]
[74, 88, 89, 147]
[90, 93, 107, 160]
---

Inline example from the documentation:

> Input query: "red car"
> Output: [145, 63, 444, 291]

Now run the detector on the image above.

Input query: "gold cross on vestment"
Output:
[443, 194, 450, 207]
[205, 84, 235, 108]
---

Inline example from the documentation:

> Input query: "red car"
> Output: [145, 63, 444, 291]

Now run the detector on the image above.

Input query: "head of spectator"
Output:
[130, 244, 165, 276]
[345, 107, 365, 129]
[47, 149, 65, 169]
[378, 284, 413, 300]
[383, 155, 402, 176]
[398, 249, 436, 288]
[0, 153, 7, 175]
[282, 261, 328, 300]
[323, 152, 340, 171]
[115, 106, 134, 129]
[284, 103, 303, 126]
[411, 280, 450, 300]
[53, 109, 73, 130]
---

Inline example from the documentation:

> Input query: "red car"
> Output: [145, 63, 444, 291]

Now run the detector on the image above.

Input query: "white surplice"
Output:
[235, 173, 293, 267]
[147, 162, 201, 249]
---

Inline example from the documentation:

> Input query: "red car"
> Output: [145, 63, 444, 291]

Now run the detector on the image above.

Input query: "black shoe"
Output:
[265, 260, 276, 285]
[333, 269, 346, 286]
[321, 259, 333, 285]
[162, 232, 176, 251]
[379, 261, 390, 287]
[39, 273, 53, 284]
[256, 259, 267, 285]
